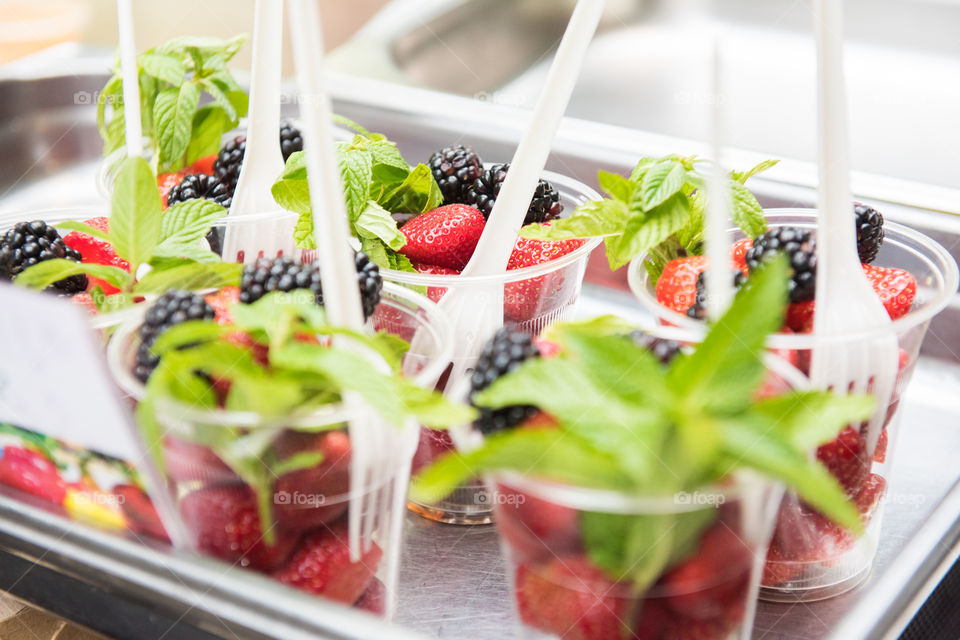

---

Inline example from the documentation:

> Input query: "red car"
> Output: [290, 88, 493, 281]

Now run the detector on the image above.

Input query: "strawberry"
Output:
[411, 427, 455, 474]
[730, 238, 752, 274]
[354, 578, 386, 615]
[0, 446, 66, 504]
[632, 599, 670, 640]
[70, 292, 97, 314]
[816, 425, 871, 496]
[398, 204, 485, 270]
[189, 154, 217, 176]
[855, 473, 886, 519]
[863, 264, 916, 320]
[272, 431, 352, 531]
[873, 429, 888, 463]
[785, 300, 815, 333]
[660, 617, 734, 640]
[157, 171, 187, 208]
[115, 484, 168, 541]
[504, 236, 584, 322]
[762, 543, 805, 586]
[495, 486, 581, 564]
[661, 524, 751, 621]
[271, 523, 382, 604]
[655, 257, 707, 314]
[515, 556, 634, 640]
[180, 485, 298, 571]
[63, 217, 130, 294]
[533, 336, 562, 359]
[205, 286, 240, 325]
[163, 436, 236, 484]
[411, 261, 460, 303]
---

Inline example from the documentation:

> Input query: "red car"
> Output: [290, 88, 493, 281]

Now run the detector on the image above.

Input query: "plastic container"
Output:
[628, 209, 960, 601]
[106, 281, 454, 617]
[389, 170, 602, 525]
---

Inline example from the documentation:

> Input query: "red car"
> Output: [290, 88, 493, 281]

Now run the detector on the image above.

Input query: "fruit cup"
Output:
[492, 473, 783, 640]
[628, 209, 959, 600]
[385, 170, 601, 525]
[106, 282, 454, 616]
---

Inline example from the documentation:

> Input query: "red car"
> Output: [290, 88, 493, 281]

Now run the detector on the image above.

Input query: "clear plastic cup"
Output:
[387, 170, 602, 525]
[106, 282, 453, 616]
[492, 474, 782, 640]
[628, 209, 960, 600]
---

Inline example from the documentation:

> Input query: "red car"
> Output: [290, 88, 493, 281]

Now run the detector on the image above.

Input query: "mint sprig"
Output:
[412, 257, 873, 591]
[271, 117, 442, 270]
[98, 35, 248, 173]
[522, 155, 775, 277]
[15, 157, 238, 308]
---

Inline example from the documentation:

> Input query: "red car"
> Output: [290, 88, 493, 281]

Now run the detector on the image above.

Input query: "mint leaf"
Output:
[333, 114, 371, 137]
[753, 391, 875, 451]
[340, 145, 374, 221]
[14, 259, 131, 291]
[186, 106, 231, 165]
[732, 159, 778, 184]
[134, 261, 242, 294]
[379, 163, 443, 214]
[154, 83, 200, 171]
[639, 160, 686, 210]
[606, 193, 691, 270]
[139, 53, 186, 84]
[356, 201, 406, 251]
[729, 180, 768, 238]
[294, 214, 316, 251]
[521, 199, 629, 241]
[597, 170, 635, 203]
[110, 156, 163, 270]
[159, 198, 227, 244]
[581, 511, 679, 590]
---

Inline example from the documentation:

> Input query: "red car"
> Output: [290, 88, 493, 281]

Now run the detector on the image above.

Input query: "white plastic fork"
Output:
[417, 0, 606, 391]
[220, 0, 293, 264]
[704, 38, 734, 321]
[810, 0, 897, 453]
[288, 0, 399, 577]
[116, 0, 141, 160]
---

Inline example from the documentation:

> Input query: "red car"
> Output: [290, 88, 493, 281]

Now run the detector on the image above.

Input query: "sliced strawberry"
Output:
[816, 425, 871, 497]
[0, 446, 66, 504]
[63, 217, 130, 295]
[863, 264, 916, 320]
[873, 429, 889, 464]
[157, 171, 187, 208]
[855, 473, 886, 519]
[411, 261, 459, 303]
[271, 523, 382, 604]
[398, 204, 485, 270]
[272, 431, 352, 531]
[656, 257, 708, 314]
[762, 543, 805, 586]
[180, 485, 298, 571]
[205, 286, 240, 325]
[515, 556, 633, 640]
[495, 485, 581, 564]
[785, 300, 815, 333]
[730, 238, 752, 274]
[189, 154, 217, 176]
[504, 236, 584, 322]
[114, 484, 168, 541]
[354, 578, 386, 615]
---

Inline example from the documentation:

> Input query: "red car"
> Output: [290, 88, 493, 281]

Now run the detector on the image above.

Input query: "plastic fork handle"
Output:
[231, 0, 285, 216]
[116, 0, 142, 158]
[463, 0, 605, 277]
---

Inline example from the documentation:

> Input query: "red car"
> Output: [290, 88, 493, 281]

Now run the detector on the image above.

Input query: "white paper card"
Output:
[0, 284, 142, 461]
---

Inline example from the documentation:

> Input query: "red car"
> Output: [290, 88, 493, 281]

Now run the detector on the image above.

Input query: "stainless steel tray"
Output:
[1, 64, 959, 640]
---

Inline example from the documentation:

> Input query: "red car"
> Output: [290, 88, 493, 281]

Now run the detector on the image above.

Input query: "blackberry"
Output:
[213, 135, 246, 194]
[135, 289, 215, 382]
[854, 203, 884, 264]
[745, 227, 817, 303]
[629, 330, 682, 365]
[428, 145, 483, 204]
[166, 173, 233, 210]
[465, 163, 563, 225]
[469, 328, 541, 435]
[239, 252, 382, 319]
[279, 121, 304, 162]
[686, 270, 747, 320]
[0, 221, 87, 294]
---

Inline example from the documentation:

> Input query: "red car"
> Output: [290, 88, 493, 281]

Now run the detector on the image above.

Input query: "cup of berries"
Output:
[107, 274, 470, 615]
[413, 259, 874, 639]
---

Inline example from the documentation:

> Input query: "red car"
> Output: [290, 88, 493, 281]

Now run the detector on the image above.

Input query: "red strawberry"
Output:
[632, 599, 671, 640]
[656, 257, 707, 314]
[157, 171, 187, 208]
[272, 431, 352, 531]
[271, 523, 382, 604]
[0, 446, 66, 504]
[816, 425, 871, 496]
[411, 261, 459, 303]
[762, 543, 805, 586]
[515, 556, 634, 640]
[163, 436, 236, 484]
[115, 484, 168, 541]
[660, 617, 734, 640]
[398, 204, 485, 270]
[189, 154, 217, 176]
[495, 486, 581, 564]
[180, 485, 298, 571]
[63, 217, 130, 295]
[873, 429, 889, 463]
[411, 427, 455, 474]
[785, 300, 815, 333]
[70, 292, 97, 314]
[205, 286, 240, 325]
[730, 238, 752, 274]
[533, 336, 562, 359]
[354, 578, 386, 615]
[855, 473, 886, 519]
[661, 524, 751, 621]
[504, 236, 585, 322]
[863, 264, 916, 320]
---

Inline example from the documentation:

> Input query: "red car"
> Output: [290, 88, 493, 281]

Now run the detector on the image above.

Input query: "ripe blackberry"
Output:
[746, 227, 817, 303]
[686, 270, 747, 320]
[629, 330, 682, 365]
[0, 221, 87, 294]
[428, 145, 483, 204]
[135, 289, 215, 382]
[213, 135, 246, 194]
[465, 163, 563, 225]
[854, 203, 884, 264]
[279, 121, 304, 162]
[470, 328, 541, 435]
[166, 173, 233, 209]
[239, 253, 382, 319]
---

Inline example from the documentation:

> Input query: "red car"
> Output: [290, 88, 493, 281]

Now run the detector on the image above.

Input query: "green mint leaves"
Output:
[98, 35, 248, 173]
[412, 258, 872, 590]
[522, 155, 775, 275]
[271, 119, 441, 269]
